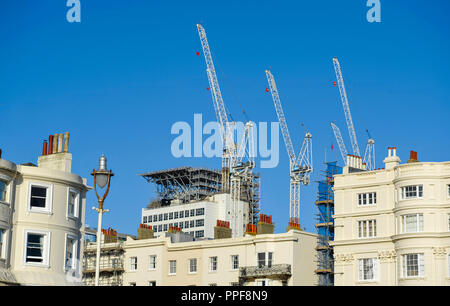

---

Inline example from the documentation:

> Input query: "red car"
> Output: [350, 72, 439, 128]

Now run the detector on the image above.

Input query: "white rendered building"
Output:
[332, 147, 450, 286]
[119, 228, 317, 286]
[0, 133, 90, 285]
[142, 193, 249, 239]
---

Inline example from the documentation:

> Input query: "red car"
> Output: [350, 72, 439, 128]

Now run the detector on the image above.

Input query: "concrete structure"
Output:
[142, 193, 249, 239]
[332, 148, 450, 286]
[0, 133, 90, 285]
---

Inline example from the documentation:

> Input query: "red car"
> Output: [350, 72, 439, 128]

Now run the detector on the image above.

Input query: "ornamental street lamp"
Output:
[91, 153, 114, 286]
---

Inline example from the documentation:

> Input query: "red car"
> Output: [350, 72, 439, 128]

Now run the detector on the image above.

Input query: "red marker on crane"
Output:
[265, 88, 269, 93]
[196, 51, 200, 56]
[333, 81, 337, 86]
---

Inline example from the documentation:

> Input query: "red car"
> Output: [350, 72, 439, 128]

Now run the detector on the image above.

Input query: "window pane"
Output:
[0, 181, 6, 201]
[257, 253, 265, 268]
[26, 233, 44, 263]
[30, 186, 47, 208]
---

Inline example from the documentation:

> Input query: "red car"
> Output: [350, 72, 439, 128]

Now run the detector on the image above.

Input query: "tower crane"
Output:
[197, 24, 236, 192]
[332, 57, 361, 157]
[197, 24, 258, 236]
[330, 122, 348, 165]
[265, 70, 313, 227]
[363, 129, 375, 170]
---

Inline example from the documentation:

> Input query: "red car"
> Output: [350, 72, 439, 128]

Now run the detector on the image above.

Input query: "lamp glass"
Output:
[96, 172, 108, 189]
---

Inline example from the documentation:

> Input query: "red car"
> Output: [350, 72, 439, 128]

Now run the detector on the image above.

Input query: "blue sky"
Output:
[0, 1, 449, 235]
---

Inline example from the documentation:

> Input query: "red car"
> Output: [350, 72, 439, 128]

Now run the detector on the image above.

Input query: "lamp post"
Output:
[91, 153, 114, 286]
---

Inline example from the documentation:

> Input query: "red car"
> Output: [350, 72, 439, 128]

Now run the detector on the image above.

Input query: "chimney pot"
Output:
[42, 140, 48, 156]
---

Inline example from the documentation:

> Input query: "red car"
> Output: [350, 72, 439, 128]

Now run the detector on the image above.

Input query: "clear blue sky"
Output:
[0, 1, 449, 235]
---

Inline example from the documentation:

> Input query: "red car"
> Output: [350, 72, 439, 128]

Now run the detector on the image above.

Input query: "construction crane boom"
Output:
[198, 24, 259, 236]
[332, 57, 360, 157]
[330, 122, 348, 165]
[265, 69, 312, 227]
[363, 129, 375, 171]
[265, 70, 296, 164]
[197, 24, 236, 193]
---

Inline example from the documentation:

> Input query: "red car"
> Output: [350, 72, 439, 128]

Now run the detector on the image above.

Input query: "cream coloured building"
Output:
[0, 133, 90, 285]
[124, 228, 317, 286]
[332, 148, 450, 286]
[83, 227, 317, 286]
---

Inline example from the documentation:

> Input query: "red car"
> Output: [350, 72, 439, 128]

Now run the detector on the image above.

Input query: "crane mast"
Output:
[363, 129, 375, 171]
[198, 24, 259, 236]
[265, 70, 312, 227]
[332, 57, 361, 157]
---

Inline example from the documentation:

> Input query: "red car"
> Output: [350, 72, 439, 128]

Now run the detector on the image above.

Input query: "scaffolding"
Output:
[140, 167, 222, 205]
[314, 161, 341, 286]
[141, 166, 260, 225]
[82, 242, 125, 286]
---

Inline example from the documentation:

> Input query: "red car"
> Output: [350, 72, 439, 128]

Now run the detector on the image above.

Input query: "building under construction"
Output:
[315, 161, 341, 286]
[140, 166, 260, 238]
[140, 167, 222, 205]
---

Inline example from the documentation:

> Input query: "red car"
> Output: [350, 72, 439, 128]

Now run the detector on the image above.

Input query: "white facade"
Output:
[332, 148, 450, 286]
[142, 193, 249, 239]
[0, 136, 90, 286]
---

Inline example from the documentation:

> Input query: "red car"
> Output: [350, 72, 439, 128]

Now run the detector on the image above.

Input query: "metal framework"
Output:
[265, 70, 313, 225]
[230, 122, 260, 233]
[82, 242, 125, 286]
[315, 161, 341, 286]
[197, 24, 235, 192]
[332, 57, 360, 157]
[363, 129, 375, 171]
[197, 24, 260, 234]
[330, 122, 348, 165]
[140, 167, 222, 205]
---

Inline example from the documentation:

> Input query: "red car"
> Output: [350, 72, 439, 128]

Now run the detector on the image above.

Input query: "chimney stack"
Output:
[257, 214, 275, 234]
[137, 223, 154, 240]
[383, 146, 401, 170]
[214, 219, 232, 239]
[38, 132, 73, 172]
[408, 150, 418, 163]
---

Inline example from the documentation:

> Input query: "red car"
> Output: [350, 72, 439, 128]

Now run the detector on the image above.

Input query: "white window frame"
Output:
[402, 253, 424, 278]
[401, 185, 423, 200]
[401, 214, 424, 233]
[209, 256, 218, 272]
[0, 180, 7, 202]
[0, 227, 6, 259]
[64, 233, 78, 271]
[149, 255, 157, 270]
[358, 220, 377, 238]
[231, 255, 239, 271]
[358, 192, 377, 206]
[67, 187, 80, 219]
[27, 182, 53, 214]
[358, 258, 379, 281]
[169, 260, 176, 275]
[257, 252, 273, 268]
[189, 258, 197, 274]
[23, 229, 51, 267]
[130, 257, 137, 271]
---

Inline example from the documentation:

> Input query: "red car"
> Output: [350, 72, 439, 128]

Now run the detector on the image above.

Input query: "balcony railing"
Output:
[239, 264, 291, 279]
